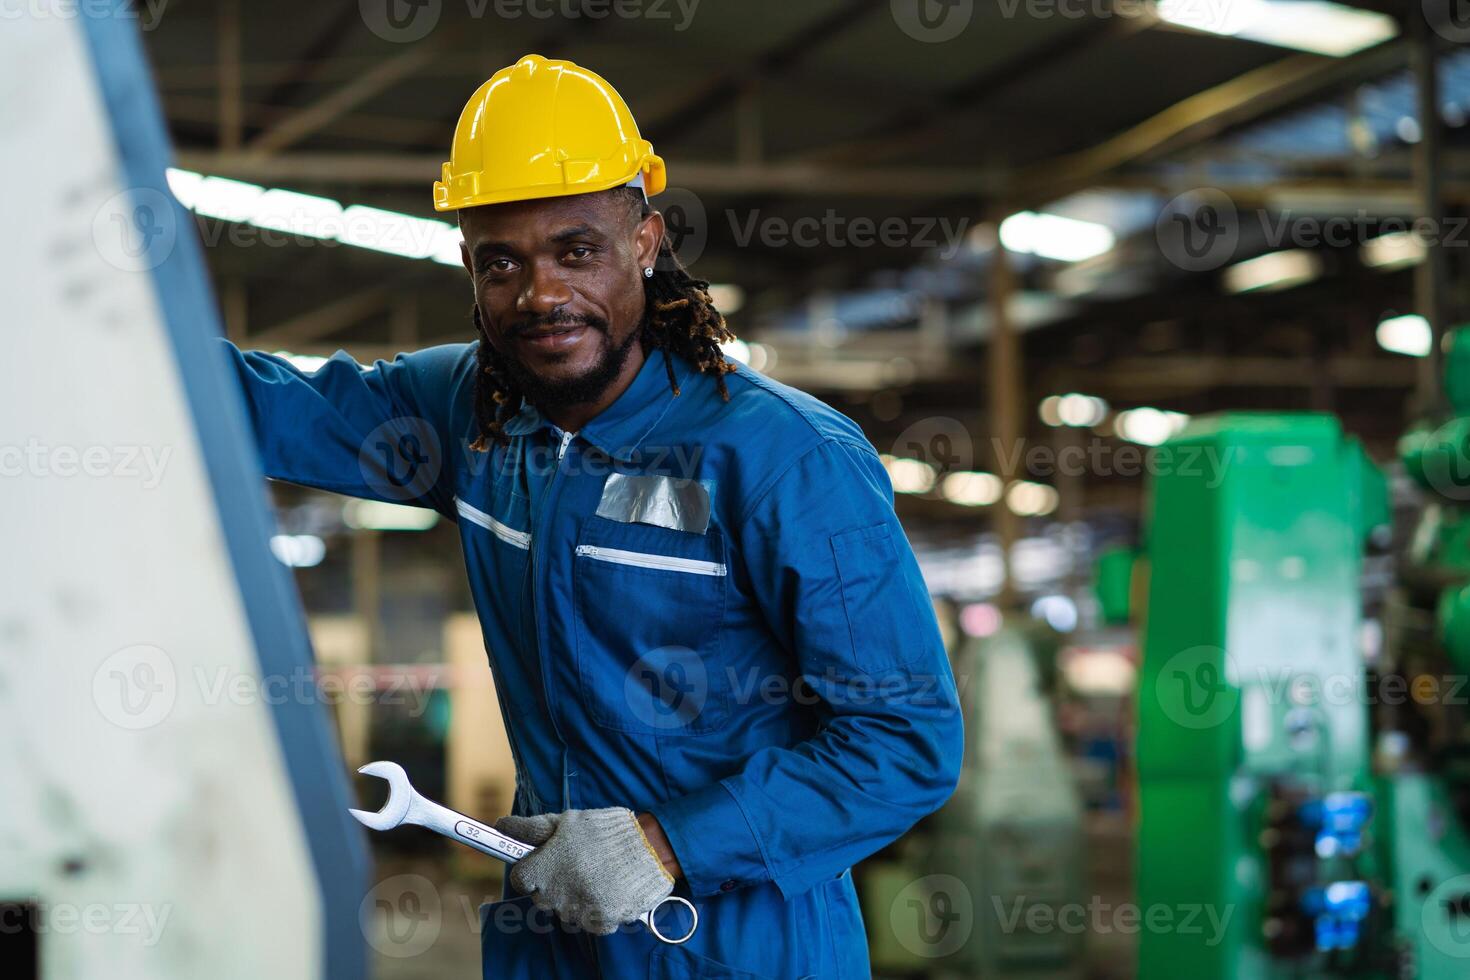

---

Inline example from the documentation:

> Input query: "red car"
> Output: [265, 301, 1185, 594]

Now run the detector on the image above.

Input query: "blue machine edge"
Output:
[78, 6, 370, 977]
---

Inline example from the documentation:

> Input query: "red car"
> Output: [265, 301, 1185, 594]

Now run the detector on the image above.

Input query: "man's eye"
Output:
[566, 246, 593, 261]
[484, 258, 515, 274]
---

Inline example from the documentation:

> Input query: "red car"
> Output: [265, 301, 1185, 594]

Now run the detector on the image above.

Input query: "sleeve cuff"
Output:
[648, 779, 772, 899]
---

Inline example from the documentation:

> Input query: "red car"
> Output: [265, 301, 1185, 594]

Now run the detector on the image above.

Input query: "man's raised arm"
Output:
[223, 340, 472, 515]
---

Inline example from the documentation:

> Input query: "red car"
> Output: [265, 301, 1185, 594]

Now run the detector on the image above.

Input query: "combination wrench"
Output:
[348, 760, 698, 945]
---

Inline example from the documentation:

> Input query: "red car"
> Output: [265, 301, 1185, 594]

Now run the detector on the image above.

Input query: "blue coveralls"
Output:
[228, 340, 964, 979]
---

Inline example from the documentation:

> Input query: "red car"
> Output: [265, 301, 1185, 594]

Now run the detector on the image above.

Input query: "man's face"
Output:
[459, 190, 664, 409]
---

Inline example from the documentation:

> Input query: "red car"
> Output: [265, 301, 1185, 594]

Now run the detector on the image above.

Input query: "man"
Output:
[228, 54, 962, 978]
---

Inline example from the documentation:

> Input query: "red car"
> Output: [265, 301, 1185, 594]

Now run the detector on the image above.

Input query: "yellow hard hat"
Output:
[434, 54, 666, 212]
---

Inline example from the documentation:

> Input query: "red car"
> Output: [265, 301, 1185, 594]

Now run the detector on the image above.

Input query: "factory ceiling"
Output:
[140, 0, 1464, 518]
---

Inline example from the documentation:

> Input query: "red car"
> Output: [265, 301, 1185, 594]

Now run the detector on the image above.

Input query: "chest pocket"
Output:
[572, 515, 730, 736]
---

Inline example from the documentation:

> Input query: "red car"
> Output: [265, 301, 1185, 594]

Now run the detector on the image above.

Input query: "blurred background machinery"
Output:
[1131, 329, 1470, 977]
[863, 625, 1087, 979]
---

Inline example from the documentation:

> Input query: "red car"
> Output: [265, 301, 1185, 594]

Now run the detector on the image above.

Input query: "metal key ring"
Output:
[642, 895, 698, 944]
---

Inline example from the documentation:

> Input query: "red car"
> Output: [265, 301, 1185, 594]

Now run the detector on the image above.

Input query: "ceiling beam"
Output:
[244, 38, 446, 156]
[166, 96, 437, 150]
[643, 0, 887, 141]
[1095, 174, 1470, 207]
[797, 10, 1144, 167]
[176, 150, 1002, 196]
[1012, 38, 1410, 207]
[1042, 355, 1418, 393]
[257, 6, 364, 110]
[216, 0, 242, 151]
[156, 53, 489, 92]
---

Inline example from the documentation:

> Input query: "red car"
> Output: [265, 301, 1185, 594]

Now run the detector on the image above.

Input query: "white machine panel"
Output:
[0, 8, 368, 979]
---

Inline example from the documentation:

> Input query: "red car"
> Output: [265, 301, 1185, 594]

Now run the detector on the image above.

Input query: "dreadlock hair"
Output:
[467, 186, 737, 451]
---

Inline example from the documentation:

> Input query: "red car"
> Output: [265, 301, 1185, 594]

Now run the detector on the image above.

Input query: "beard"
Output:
[497, 311, 642, 412]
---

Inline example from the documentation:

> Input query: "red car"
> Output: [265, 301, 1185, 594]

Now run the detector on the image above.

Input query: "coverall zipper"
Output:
[574, 545, 727, 576]
[528, 426, 576, 808]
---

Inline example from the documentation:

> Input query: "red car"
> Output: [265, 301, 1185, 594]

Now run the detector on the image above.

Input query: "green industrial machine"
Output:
[1377, 325, 1470, 975]
[1138, 414, 1386, 978]
[1139, 351, 1470, 977]
[1095, 546, 1139, 628]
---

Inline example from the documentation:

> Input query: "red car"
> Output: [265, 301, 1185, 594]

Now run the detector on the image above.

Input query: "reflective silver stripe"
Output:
[454, 497, 530, 550]
[575, 544, 726, 577]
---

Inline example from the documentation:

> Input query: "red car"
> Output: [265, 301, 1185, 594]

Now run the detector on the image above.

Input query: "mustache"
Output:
[512, 311, 608, 336]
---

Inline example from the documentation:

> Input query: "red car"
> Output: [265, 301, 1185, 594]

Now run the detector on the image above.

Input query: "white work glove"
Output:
[495, 807, 674, 936]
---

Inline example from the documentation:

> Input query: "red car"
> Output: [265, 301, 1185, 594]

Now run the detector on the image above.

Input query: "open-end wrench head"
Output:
[349, 760, 414, 831]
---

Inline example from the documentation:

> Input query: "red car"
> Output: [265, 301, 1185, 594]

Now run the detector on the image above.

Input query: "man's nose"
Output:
[517, 263, 574, 316]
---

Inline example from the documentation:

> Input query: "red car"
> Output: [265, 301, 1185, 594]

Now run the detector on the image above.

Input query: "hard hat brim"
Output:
[434, 154, 666, 212]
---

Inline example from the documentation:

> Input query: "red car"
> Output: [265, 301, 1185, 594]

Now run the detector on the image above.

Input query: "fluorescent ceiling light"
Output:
[1006, 480, 1059, 517]
[430, 224, 465, 266]
[1223, 249, 1322, 294]
[716, 339, 772, 371]
[1156, 0, 1398, 58]
[165, 168, 204, 210]
[1377, 314, 1432, 357]
[941, 471, 1004, 507]
[272, 351, 330, 373]
[1001, 211, 1116, 263]
[1040, 393, 1109, 428]
[340, 205, 451, 259]
[343, 499, 441, 531]
[1362, 231, 1425, 271]
[166, 168, 466, 271]
[1040, 393, 1105, 426]
[722, 340, 772, 372]
[1059, 393, 1108, 427]
[707, 283, 746, 314]
[192, 175, 265, 222]
[270, 534, 326, 568]
[881, 455, 938, 494]
[248, 188, 344, 240]
[1115, 407, 1190, 446]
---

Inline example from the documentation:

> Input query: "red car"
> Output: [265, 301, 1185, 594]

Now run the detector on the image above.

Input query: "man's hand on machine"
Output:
[495, 808, 681, 936]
